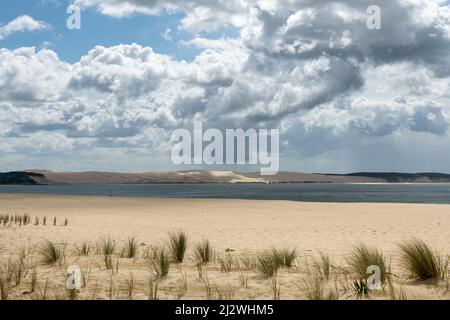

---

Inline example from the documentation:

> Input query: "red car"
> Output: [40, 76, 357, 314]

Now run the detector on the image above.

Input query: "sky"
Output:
[1, 0, 450, 173]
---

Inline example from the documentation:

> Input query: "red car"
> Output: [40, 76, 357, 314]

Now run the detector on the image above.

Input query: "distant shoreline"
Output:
[3, 170, 450, 185]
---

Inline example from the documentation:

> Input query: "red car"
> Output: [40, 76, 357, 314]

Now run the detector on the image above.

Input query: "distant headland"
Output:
[2, 170, 450, 185]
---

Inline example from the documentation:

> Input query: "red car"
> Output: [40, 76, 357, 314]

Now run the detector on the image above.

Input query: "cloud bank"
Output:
[1, 0, 450, 172]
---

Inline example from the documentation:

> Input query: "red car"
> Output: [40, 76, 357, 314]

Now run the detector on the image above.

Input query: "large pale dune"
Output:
[0, 194, 449, 300]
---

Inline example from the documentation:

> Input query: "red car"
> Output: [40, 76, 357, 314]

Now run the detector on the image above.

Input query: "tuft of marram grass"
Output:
[272, 248, 296, 268]
[256, 248, 296, 277]
[101, 238, 116, 256]
[314, 251, 332, 280]
[346, 244, 389, 285]
[399, 239, 444, 280]
[194, 240, 212, 265]
[301, 277, 338, 300]
[74, 241, 91, 256]
[148, 248, 171, 280]
[39, 241, 65, 265]
[100, 238, 116, 270]
[218, 254, 234, 273]
[257, 252, 280, 277]
[168, 231, 188, 263]
[122, 237, 139, 259]
[351, 278, 369, 299]
[0, 260, 14, 300]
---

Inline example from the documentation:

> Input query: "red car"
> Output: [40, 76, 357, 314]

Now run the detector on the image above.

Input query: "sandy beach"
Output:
[1, 193, 449, 300]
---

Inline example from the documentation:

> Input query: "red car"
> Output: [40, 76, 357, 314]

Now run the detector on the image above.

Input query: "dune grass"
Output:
[74, 241, 91, 256]
[300, 277, 337, 300]
[0, 261, 14, 300]
[148, 248, 171, 280]
[12, 261, 23, 286]
[351, 279, 369, 299]
[101, 238, 116, 256]
[238, 255, 257, 270]
[147, 278, 159, 300]
[346, 244, 389, 285]
[168, 231, 188, 263]
[257, 252, 280, 277]
[270, 276, 281, 300]
[2, 227, 450, 300]
[272, 248, 297, 268]
[175, 273, 188, 300]
[239, 271, 248, 288]
[39, 241, 65, 265]
[399, 239, 445, 280]
[314, 252, 333, 280]
[24, 214, 31, 225]
[100, 238, 116, 270]
[194, 240, 212, 265]
[124, 273, 135, 300]
[202, 277, 216, 300]
[30, 268, 37, 293]
[256, 248, 296, 277]
[302, 277, 324, 300]
[122, 237, 139, 259]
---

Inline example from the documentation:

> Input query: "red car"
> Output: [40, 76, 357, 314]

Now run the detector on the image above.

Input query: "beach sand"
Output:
[0, 193, 449, 300]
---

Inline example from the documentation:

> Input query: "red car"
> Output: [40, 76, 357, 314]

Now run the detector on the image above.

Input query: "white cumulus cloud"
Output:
[0, 15, 49, 40]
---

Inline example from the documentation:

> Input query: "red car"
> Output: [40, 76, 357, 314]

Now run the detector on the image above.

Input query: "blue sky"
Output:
[0, 0, 237, 63]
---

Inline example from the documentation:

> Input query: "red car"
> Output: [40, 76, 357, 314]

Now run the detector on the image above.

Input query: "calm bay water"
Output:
[1, 183, 450, 204]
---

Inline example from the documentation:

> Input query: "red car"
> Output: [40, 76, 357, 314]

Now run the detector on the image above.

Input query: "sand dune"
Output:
[19, 170, 382, 184]
[4, 170, 450, 185]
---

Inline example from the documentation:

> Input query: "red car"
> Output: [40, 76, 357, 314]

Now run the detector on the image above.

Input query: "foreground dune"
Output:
[0, 194, 449, 300]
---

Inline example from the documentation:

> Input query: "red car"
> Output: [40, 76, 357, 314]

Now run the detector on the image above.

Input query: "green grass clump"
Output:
[148, 248, 171, 280]
[399, 239, 444, 280]
[39, 241, 65, 265]
[194, 240, 212, 264]
[346, 244, 389, 285]
[168, 231, 188, 263]
[101, 238, 116, 256]
[272, 248, 296, 268]
[352, 279, 369, 299]
[100, 238, 116, 270]
[122, 237, 139, 259]
[256, 248, 296, 277]
[257, 252, 281, 277]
